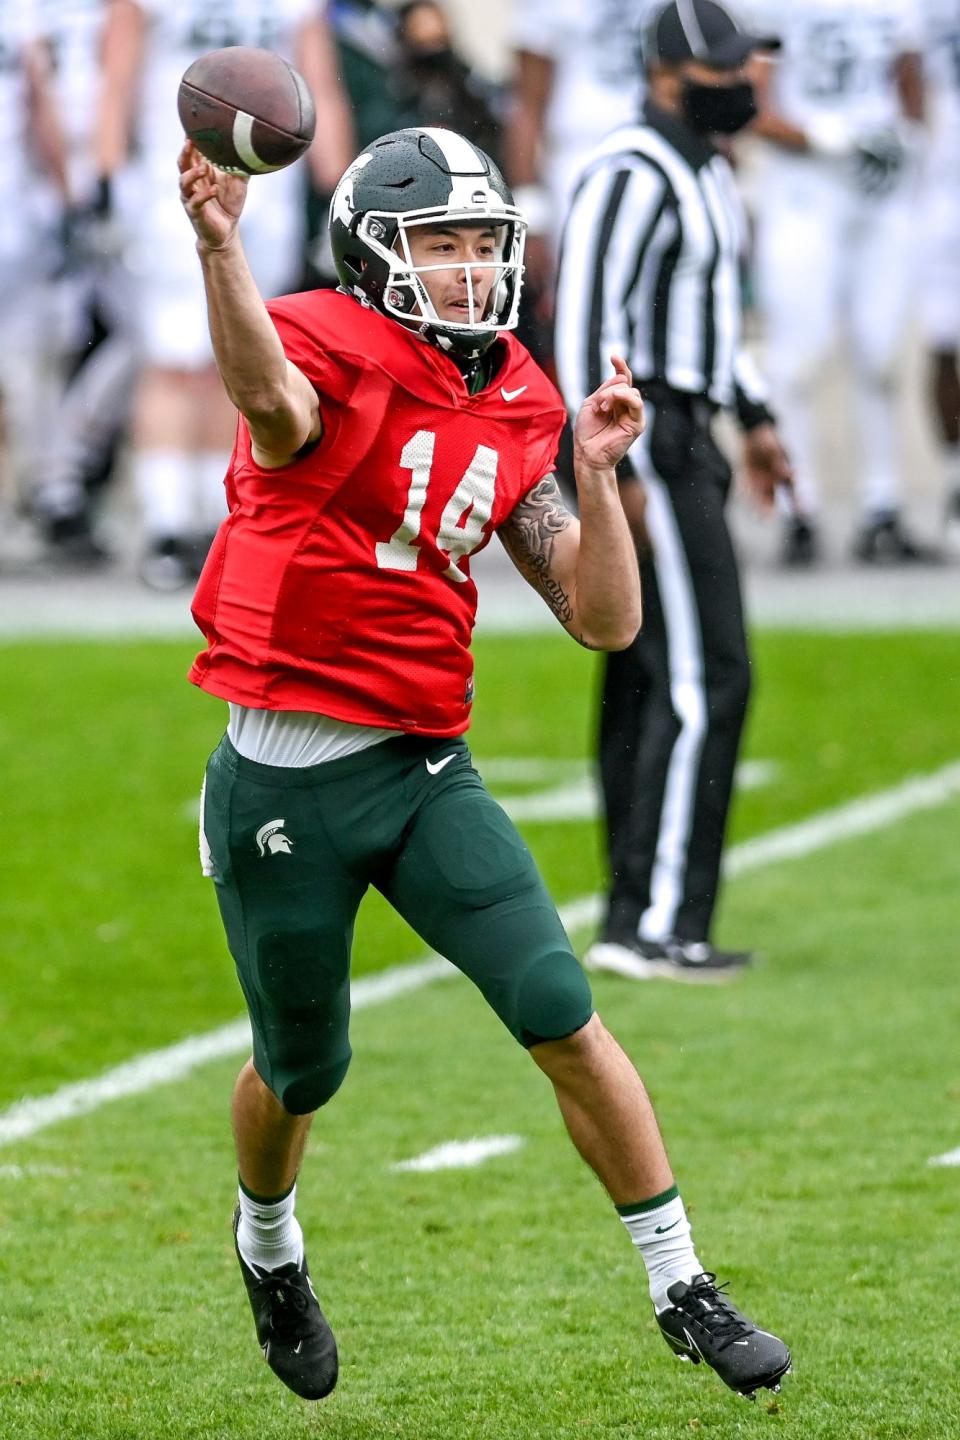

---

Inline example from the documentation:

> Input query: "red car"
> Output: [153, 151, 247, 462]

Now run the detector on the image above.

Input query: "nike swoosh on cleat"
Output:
[426, 754, 458, 775]
[654, 1219, 681, 1234]
[682, 1327, 704, 1360]
[500, 385, 528, 402]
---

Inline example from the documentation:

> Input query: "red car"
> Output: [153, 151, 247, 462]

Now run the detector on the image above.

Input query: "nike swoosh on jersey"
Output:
[426, 754, 459, 775]
[654, 1219, 681, 1234]
[500, 385, 528, 402]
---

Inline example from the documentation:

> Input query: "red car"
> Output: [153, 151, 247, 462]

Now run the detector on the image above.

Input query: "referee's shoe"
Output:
[584, 936, 750, 982]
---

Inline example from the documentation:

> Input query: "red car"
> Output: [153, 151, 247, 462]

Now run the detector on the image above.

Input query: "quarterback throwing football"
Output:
[178, 125, 790, 1403]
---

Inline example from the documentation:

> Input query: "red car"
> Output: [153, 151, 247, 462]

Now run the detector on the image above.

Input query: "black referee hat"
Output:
[642, 0, 781, 69]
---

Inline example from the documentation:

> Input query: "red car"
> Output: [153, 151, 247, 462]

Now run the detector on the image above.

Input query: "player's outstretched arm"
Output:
[178, 141, 321, 466]
[499, 357, 643, 651]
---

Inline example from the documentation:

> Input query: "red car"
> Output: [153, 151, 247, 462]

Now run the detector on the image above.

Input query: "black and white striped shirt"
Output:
[555, 100, 770, 427]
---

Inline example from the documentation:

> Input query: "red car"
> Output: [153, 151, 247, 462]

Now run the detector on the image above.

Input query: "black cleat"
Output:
[44, 512, 112, 569]
[780, 516, 819, 568]
[139, 536, 196, 591]
[584, 937, 751, 983]
[656, 1273, 791, 1399]
[851, 513, 941, 565]
[233, 1208, 338, 1400]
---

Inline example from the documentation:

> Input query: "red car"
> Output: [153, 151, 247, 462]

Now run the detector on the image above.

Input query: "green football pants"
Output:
[200, 734, 593, 1114]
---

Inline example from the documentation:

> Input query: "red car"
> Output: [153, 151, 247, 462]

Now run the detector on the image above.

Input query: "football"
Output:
[177, 46, 316, 176]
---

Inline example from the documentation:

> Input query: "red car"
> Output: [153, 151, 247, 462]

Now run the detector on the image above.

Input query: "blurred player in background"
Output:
[0, 2, 69, 535]
[97, 0, 353, 590]
[505, 0, 653, 362]
[29, 0, 140, 567]
[392, 1, 502, 162]
[748, 0, 933, 565]
[919, 0, 960, 548]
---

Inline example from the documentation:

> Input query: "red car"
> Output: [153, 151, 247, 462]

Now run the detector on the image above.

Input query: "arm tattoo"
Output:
[499, 475, 583, 634]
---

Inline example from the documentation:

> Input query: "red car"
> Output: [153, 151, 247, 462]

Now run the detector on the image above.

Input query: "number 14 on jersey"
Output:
[375, 431, 498, 583]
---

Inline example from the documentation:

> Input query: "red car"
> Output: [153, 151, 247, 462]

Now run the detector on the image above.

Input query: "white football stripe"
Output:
[500, 759, 780, 825]
[928, 1146, 960, 1167]
[0, 957, 454, 1146]
[232, 110, 284, 174]
[0, 761, 957, 1148]
[419, 126, 485, 176]
[392, 1136, 525, 1172]
[724, 762, 960, 878]
[0, 1164, 74, 1179]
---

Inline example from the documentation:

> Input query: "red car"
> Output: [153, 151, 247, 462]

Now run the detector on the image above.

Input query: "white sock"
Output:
[133, 449, 195, 540]
[196, 449, 230, 533]
[236, 1182, 304, 1273]
[617, 1185, 702, 1313]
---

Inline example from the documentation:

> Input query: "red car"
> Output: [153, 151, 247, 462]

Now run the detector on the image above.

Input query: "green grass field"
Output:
[1, 630, 959, 1438]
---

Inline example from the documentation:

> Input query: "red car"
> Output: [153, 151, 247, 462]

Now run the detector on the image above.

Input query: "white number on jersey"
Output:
[375, 430, 498, 584]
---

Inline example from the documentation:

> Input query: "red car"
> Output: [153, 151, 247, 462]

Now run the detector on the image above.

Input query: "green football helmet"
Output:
[329, 127, 527, 360]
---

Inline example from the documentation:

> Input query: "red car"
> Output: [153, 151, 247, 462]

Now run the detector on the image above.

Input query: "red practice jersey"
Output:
[190, 291, 567, 735]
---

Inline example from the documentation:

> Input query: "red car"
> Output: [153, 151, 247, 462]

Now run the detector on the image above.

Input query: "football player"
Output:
[747, 0, 934, 564]
[505, 0, 654, 338]
[27, 0, 140, 566]
[179, 125, 791, 1404]
[97, 0, 354, 588]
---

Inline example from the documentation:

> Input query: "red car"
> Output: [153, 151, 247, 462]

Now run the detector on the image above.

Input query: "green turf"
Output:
[1, 795, 959, 1438]
[2, 630, 958, 1103]
[1, 629, 959, 1436]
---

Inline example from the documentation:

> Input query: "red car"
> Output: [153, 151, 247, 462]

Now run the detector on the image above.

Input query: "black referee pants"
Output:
[599, 392, 751, 946]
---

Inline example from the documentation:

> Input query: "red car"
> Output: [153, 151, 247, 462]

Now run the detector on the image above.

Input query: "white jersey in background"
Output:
[509, 0, 652, 236]
[133, 0, 317, 368]
[748, 0, 923, 138]
[0, 0, 43, 285]
[135, 0, 315, 168]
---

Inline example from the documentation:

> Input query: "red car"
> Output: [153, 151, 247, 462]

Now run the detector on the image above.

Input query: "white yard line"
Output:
[0, 957, 454, 1147]
[2, 760, 958, 1150]
[501, 759, 779, 825]
[392, 1136, 525, 1172]
[928, 1146, 960, 1168]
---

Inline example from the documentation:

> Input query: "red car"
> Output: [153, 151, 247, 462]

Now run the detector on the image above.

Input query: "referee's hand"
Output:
[742, 422, 793, 509]
[573, 355, 645, 473]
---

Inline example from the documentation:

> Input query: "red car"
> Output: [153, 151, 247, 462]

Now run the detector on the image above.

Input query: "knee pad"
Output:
[513, 948, 594, 1048]
[278, 1049, 352, 1115]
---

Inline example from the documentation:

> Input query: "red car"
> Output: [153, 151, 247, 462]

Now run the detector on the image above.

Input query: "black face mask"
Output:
[407, 46, 457, 74]
[681, 78, 757, 135]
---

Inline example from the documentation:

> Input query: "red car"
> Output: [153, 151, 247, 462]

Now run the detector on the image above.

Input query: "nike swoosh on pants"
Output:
[426, 754, 458, 776]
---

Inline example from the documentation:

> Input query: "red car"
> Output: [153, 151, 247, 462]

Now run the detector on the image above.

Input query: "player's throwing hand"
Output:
[178, 140, 248, 252]
[574, 355, 646, 472]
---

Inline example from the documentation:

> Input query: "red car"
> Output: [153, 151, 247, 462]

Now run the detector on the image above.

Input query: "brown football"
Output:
[177, 46, 316, 176]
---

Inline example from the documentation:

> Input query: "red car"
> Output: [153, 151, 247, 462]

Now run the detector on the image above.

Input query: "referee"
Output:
[555, 0, 792, 981]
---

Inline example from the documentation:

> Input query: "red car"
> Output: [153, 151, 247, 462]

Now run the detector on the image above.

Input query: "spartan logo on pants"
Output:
[256, 819, 293, 857]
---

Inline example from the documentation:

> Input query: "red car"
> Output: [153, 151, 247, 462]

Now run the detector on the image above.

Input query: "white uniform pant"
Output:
[755, 155, 918, 518]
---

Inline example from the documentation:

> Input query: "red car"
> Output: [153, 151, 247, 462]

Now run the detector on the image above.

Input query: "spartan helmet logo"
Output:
[255, 819, 293, 858]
